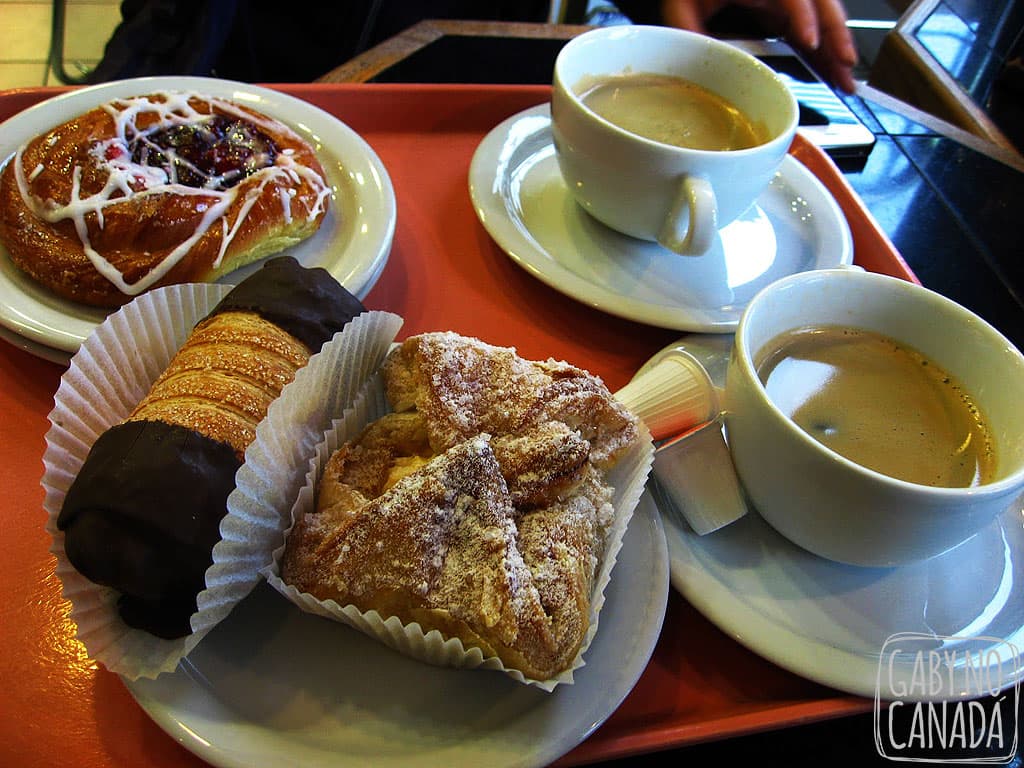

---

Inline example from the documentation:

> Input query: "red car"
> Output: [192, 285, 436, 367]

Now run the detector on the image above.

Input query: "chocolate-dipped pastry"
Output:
[206, 252, 365, 353]
[58, 256, 364, 638]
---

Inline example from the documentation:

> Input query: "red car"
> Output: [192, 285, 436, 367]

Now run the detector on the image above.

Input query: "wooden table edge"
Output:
[315, 19, 594, 84]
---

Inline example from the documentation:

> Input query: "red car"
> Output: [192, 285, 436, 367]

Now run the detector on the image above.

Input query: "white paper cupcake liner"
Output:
[264, 368, 654, 691]
[41, 282, 403, 680]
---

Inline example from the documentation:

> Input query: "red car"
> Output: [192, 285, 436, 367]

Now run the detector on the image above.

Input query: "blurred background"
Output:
[2, 0, 1020, 153]
[0, 0, 903, 90]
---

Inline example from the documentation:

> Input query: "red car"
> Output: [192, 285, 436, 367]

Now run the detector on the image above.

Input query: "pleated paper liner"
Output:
[41, 282, 402, 680]
[263, 366, 654, 691]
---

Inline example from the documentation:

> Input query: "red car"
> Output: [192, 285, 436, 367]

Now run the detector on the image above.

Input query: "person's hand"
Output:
[659, 0, 859, 94]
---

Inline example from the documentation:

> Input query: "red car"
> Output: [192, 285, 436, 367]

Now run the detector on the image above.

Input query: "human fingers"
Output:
[809, 0, 858, 92]
[774, 0, 822, 51]
[657, 0, 858, 93]
[660, 0, 712, 33]
[815, 0, 858, 66]
[774, 0, 858, 93]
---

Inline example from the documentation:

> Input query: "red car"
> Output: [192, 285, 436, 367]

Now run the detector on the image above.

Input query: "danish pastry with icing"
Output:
[281, 332, 640, 680]
[0, 90, 331, 307]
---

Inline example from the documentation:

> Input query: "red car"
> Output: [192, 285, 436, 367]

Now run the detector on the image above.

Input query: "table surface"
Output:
[2, 19, 1023, 768]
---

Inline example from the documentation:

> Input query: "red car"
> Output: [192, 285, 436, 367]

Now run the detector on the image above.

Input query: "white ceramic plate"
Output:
[123, 492, 670, 768]
[0, 321, 71, 365]
[645, 335, 1024, 701]
[0, 76, 396, 357]
[469, 105, 852, 333]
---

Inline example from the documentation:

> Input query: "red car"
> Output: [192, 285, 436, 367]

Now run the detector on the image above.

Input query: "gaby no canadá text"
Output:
[874, 634, 1020, 763]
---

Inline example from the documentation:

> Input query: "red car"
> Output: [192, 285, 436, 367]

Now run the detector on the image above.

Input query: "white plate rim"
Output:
[468, 104, 853, 333]
[662, 507, 1024, 701]
[0, 75, 396, 355]
[122, 492, 670, 768]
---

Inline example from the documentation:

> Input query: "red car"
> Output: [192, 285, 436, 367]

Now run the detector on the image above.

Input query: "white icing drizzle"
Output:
[278, 187, 293, 225]
[12, 90, 330, 296]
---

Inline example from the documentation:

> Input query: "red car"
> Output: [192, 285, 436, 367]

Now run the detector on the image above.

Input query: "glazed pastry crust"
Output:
[0, 91, 330, 307]
[281, 332, 639, 680]
[383, 332, 638, 468]
[284, 431, 615, 681]
[128, 309, 311, 459]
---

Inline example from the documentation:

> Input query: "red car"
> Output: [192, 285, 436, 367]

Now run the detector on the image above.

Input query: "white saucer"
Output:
[662, 497, 1024, 701]
[647, 335, 1024, 701]
[123, 493, 670, 768]
[0, 76, 396, 358]
[469, 105, 852, 333]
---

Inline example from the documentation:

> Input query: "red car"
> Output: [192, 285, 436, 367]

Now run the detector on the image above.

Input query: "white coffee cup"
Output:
[551, 25, 798, 256]
[724, 268, 1024, 567]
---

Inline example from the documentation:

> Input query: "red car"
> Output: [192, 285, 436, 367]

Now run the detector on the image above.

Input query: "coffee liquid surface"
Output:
[579, 72, 766, 151]
[756, 327, 996, 487]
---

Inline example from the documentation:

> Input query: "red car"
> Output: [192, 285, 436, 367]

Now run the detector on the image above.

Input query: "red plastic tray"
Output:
[0, 83, 910, 767]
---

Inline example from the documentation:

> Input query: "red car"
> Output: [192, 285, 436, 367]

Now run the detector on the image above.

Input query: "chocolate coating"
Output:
[58, 421, 242, 638]
[209, 255, 366, 352]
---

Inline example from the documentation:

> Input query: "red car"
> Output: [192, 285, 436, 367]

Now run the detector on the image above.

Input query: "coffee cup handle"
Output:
[658, 175, 716, 256]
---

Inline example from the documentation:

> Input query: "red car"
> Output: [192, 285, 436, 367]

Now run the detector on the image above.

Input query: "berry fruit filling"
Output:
[130, 115, 279, 190]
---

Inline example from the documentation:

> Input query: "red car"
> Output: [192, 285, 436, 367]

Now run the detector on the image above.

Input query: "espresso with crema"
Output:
[756, 326, 996, 488]
[578, 72, 769, 151]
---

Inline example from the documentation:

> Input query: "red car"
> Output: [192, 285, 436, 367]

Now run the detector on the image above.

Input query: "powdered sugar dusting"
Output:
[280, 332, 646, 683]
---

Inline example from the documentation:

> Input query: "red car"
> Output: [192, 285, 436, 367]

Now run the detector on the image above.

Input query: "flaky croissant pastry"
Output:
[281, 332, 640, 680]
[0, 90, 330, 307]
[58, 257, 364, 639]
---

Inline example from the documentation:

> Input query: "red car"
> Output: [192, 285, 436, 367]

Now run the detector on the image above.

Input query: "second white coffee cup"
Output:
[724, 269, 1024, 567]
[551, 26, 799, 255]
